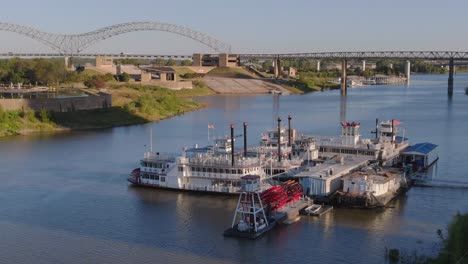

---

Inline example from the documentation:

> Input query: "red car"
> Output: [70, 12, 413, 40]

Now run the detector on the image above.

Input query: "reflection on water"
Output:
[340, 95, 347, 122]
[272, 94, 280, 126]
[0, 74, 468, 264]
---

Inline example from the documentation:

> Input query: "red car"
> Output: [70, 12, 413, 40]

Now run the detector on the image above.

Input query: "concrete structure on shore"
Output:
[192, 53, 239, 67]
[0, 91, 111, 112]
[94, 58, 192, 90]
[283, 67, 296, 78]
[203, 77, 289, 94]
[139, 67, 192, 90]
[96, 56, 113, 67]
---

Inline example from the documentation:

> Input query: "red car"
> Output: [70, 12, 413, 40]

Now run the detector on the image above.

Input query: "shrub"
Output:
[120, 72, 130, 82]
[38, 108, 50, 122]
[84, 77, 106, 88]
[388, 248, 400, 263]
[180, 73, 205, 79]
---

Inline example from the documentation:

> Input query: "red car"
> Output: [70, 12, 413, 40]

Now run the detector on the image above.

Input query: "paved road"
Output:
[203, 77, 289, 94]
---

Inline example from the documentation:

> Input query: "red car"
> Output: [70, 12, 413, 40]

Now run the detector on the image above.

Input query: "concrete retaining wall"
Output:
[0, 93, 112, 112]
[140, 80, 193, 90]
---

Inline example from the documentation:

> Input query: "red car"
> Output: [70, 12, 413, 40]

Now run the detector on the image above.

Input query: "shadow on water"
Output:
[51, 107, 148, 129]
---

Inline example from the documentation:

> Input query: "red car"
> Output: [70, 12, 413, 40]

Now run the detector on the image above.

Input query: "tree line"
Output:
[0, 58, 69, 85]
[0, 58, 133, 88]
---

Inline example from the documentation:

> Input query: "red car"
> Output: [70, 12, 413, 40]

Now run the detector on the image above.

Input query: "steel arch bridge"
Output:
[0, 21, 232, 55]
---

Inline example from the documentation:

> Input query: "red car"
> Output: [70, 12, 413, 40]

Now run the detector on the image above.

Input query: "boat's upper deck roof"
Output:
[403, 142, 438, 155]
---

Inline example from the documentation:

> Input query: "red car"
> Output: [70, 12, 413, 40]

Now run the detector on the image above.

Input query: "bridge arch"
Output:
[0, 21, 232, 55]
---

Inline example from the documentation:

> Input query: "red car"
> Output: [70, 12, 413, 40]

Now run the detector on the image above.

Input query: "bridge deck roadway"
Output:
[2, 51, 468, 61]
[238, 51, 468, 61]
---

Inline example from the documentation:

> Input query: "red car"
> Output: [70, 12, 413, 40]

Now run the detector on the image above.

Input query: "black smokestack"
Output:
[288, 115, 292, 160]
[375, 118, 379, 140]
[231, 124, 235, 166]
[391, 119, 394, 144]
[277, 117, 282, 163]
[243, 122, 247, 158]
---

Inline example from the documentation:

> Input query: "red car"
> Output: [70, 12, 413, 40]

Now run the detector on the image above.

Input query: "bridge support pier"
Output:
[341, 59, 347, 96]
[448, 58, 454, 92]
[274, 59, 281, 78]
[405, 60, 411, 82]
[316, 60, 321, 72]
[361, 60, 366, 72]
[64, 56, 74, 69]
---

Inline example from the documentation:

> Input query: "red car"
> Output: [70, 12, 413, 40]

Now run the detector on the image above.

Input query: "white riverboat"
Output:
[313, 120, 410, 165]
[294, 119, 412, 200]
[128, 135, 267, 194]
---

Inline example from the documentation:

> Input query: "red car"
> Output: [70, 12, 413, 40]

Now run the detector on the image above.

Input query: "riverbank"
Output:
[0, 82, 214, 137]
[387, 211, 468, 263]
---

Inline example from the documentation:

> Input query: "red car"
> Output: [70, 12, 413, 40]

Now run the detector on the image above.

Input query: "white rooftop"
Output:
[294, 155, 370, 181]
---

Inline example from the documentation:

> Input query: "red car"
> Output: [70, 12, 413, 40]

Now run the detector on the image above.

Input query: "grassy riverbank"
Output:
[290, 72, 340, 92]
[0, 81, 214, 137]
[0, 108, 58, 137]
[386, 212, 468, 264]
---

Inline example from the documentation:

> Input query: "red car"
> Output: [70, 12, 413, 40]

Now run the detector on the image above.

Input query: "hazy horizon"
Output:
[1, 0, 468, 54]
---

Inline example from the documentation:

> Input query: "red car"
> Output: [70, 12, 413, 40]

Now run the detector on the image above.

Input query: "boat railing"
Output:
[188, 172, 259, 180]
[186, 157, 262, 167]
[313, 136, 381, 150]
[143, 152, 178, 160]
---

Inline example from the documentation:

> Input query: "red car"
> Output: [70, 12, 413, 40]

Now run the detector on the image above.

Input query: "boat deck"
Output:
[276, 199, 311, 221]
[223, 198, 311, 239]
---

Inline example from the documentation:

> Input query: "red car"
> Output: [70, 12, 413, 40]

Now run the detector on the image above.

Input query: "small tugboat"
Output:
[302, 204, 333, 216]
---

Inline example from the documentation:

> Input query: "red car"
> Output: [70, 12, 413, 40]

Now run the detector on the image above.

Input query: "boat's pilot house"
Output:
[241, 175, 260, 192]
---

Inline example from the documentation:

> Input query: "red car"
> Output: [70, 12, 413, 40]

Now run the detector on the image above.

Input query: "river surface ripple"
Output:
[0, 74, 467, 264]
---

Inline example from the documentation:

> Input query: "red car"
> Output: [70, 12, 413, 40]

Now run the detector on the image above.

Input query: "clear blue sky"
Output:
[1, 0, 468, 54]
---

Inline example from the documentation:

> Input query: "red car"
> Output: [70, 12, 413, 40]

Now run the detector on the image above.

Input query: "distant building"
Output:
[323, 63, 343, 71]
[139, 66, 192, 90]
[140, 67, 177, 82]
[96, 56, 113, 67]
[93, 56, 191, 90]
[192, 53, 239, 67]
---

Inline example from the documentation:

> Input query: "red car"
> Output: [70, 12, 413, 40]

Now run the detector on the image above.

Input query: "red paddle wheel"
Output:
[261, 181, 303, 211]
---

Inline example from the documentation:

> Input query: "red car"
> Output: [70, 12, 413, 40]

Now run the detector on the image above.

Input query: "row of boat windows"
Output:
[141, 162, 170, 168]
[320, 147, 375, 156]
[212, 179, 241, 187]
[179, 166, 259, 175]
[141, 173, 166, 182]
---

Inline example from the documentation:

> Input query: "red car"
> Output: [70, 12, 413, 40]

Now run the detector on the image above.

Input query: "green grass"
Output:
[108, 83, 208, 121]
[292, 73, 340, 92]
[0, 108, 57, 137]
[0, 81, 214, 137]
[174, 67, 196, 77]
